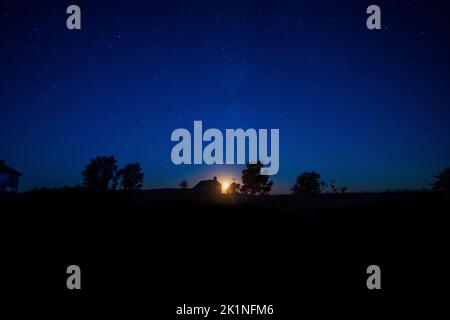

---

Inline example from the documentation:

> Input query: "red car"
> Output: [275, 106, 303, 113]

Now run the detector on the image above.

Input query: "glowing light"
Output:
[222, 182, 230, 193]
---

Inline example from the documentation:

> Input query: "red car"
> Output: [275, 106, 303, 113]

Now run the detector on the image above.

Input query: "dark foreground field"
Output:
[1, 189, 448, 317]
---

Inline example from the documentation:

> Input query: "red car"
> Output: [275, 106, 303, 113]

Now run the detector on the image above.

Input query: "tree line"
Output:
[82, 156, 143, 191]
[222, 162, 346, 196]
[81, 155, 450, 195]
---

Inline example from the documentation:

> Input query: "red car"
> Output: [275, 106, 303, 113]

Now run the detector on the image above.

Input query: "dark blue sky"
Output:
[1, 0, 449, 193]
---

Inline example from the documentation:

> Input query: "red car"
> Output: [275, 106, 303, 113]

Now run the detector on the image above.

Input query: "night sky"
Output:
[1, 0, 449, 193]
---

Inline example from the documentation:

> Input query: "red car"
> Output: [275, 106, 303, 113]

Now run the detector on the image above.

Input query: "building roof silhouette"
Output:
[0, 160, 22, 176]
[192, 177, 222, 194]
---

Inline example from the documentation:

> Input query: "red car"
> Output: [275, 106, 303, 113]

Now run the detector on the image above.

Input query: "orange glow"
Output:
[222, 182, 230, 193]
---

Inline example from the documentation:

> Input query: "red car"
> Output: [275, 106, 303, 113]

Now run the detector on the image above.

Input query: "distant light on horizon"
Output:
[221, 181, 230, 194]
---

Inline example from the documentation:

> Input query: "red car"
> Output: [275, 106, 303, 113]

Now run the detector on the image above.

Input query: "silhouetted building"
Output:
[0, 160, 22, 192]
[192, 177, 222, 195]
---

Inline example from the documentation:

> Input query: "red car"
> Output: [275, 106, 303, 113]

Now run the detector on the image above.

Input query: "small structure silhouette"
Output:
[192, 177, 222, 195]
[0, 160, 22, 192]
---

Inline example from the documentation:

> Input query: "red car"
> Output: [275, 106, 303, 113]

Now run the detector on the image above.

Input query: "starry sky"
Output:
[1, 0, 449, 193]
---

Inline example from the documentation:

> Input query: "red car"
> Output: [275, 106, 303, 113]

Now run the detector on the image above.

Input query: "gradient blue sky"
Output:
[1, 0, 449, 193]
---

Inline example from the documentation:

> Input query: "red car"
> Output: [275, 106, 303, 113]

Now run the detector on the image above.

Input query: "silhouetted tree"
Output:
[431, 168, 450, 193]
[328, 179, 338, 193]
[82, 156, 118, 190]
[179, 180, 188, 189]
[324, 179, 348, 194]
[228, 182, 241, 194]
[241, 161, 273, 195]
[292, 171, 322, 196]
[115, 163, 144, 190]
